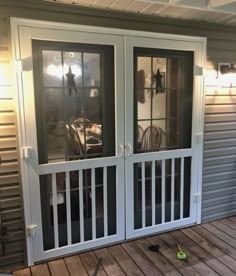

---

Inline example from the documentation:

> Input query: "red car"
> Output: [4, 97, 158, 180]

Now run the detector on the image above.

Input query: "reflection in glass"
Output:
[33, 42, 115, 164]
[43, 50, 63, 87]
[134, 49, 193, 154]
[134, 48, 193, 228]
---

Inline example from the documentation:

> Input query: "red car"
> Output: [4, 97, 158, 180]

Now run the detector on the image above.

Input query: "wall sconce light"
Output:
[218, 63, 236, 88]
[218, 63, 236, 75]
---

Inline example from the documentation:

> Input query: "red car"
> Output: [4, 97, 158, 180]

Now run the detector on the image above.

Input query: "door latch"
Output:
[21, 147, 32, 159]
[26, 224, 38, 237]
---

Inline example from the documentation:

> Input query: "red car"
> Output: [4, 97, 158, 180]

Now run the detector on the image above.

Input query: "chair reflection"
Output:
[140, 125, 163, 153]
[65, 121, 102, 160]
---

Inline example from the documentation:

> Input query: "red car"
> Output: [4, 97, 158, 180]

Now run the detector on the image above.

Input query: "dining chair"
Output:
[141, 125, 162, 152]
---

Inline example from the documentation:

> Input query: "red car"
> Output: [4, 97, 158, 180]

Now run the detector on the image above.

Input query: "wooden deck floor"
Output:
[13, 216, 236, 276]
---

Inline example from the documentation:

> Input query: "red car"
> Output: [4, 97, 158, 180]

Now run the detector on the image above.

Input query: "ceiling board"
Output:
[43, 0, 236, 25]
[92, 0, 114, 8]
[107, 0, 135, 11]
[157, 6, 192, 18]
[140, 3, 165, 14]
[75, 0, 95, 6]
[124, 1, 150, 12]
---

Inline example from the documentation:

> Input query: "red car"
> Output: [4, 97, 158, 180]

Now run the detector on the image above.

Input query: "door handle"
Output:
[119, 145, 124, 158]
[126, 144, 132, 157]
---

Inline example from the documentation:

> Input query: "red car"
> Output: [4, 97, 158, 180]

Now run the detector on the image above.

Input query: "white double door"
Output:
[15, 22, 204, 263]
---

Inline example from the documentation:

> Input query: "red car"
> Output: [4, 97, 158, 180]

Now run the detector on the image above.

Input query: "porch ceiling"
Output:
[41, 0, 236, 26]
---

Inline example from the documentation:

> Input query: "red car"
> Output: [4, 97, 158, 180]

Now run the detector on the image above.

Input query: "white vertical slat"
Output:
[103, 166, 108, 237]
[151, 161, 155, 226]
[52, 173, 59, 248]
[161, 160, 166, 224]
[79, 170, 84, 242]
[180, 157, 184, 219]
[66, 171, 71, 245]
[91, 168, 96, 239]
[142, 162, 145, 228]
[171, 158, 175, 222]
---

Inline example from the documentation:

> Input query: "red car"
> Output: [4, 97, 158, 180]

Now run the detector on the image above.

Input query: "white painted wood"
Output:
[66, 171, 72, 245]
[180, 157, 184, 220]
[39, 157, 119, 175]
[128, 217, 196, 240]
[142, 162, 145, 228]
[171, 158, 175, 222]
[11, 18, 207, 44]
[151, 161, 155, 226]
[13, 21, 126, 263]
[52, 173, 59, 248]
[91, 168, 96, 240]
[161, 160, 166, 224]
[79, 170, 84, 242]
[128, 148, 192, 163]
[103, 166, 108, 237]
[125, 33, 205, 239]
[12, 17, 205, 263]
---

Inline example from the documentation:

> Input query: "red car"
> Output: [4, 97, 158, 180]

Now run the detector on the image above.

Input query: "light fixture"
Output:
[218, 63, 236, 88]
[218, 63, 236, 75]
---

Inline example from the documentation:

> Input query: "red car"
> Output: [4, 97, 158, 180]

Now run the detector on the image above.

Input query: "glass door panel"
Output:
[33, 41, 115, 164]
[134, 48, 193, 153]
[32, 41, 116, 250]
[133, 47, 193, 227]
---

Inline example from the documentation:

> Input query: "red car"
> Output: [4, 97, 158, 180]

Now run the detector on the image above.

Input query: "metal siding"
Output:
[203, 59, 236, 221]
[0, 17, 25, 271]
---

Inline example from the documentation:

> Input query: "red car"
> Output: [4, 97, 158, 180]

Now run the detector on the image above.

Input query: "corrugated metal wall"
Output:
[0, 17, 26, 271]
[0, 0, 236, 270]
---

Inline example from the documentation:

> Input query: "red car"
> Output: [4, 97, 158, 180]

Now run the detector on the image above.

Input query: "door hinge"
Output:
[193, 193, 201, 203]
[194, 65, 204, 76]
[195, 134, 203, 144]
[16, 59, 23, 73]
[21, 147, 32, 160]
[26, 224, 38, 237]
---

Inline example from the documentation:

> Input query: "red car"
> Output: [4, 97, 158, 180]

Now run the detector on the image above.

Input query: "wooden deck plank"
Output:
[13, 268, 31, 276]
[174, 229, 234, 276]
[211, 220, 236, 241]
[147, 234, 200, 276]
[191, 225, 236, 272]
[228, 216, 236, 224]
[64, 255, 88, 276]
[80, 251, 107, 276]
[160, 232, 218, 276]
[122, 241, 163, 275]
[135, 238, 181, 276]
[202, 223, 236, 254]
[14, 216, 236, 276]
[108, 245, 144, 276]
[48, 259, 70, 276]
[220, 218, 236, 230]
[94, 247, 125, 276]
[31, 263, 50, 276]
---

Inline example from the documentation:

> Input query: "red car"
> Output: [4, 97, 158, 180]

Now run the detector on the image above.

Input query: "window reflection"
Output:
[134, 49, 193, 154]
[33, 43, 115, 164]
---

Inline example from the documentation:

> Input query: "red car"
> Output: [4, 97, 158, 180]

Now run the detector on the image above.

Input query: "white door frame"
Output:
[125, 36, 206, 238]
[11, 17, 206, 266]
